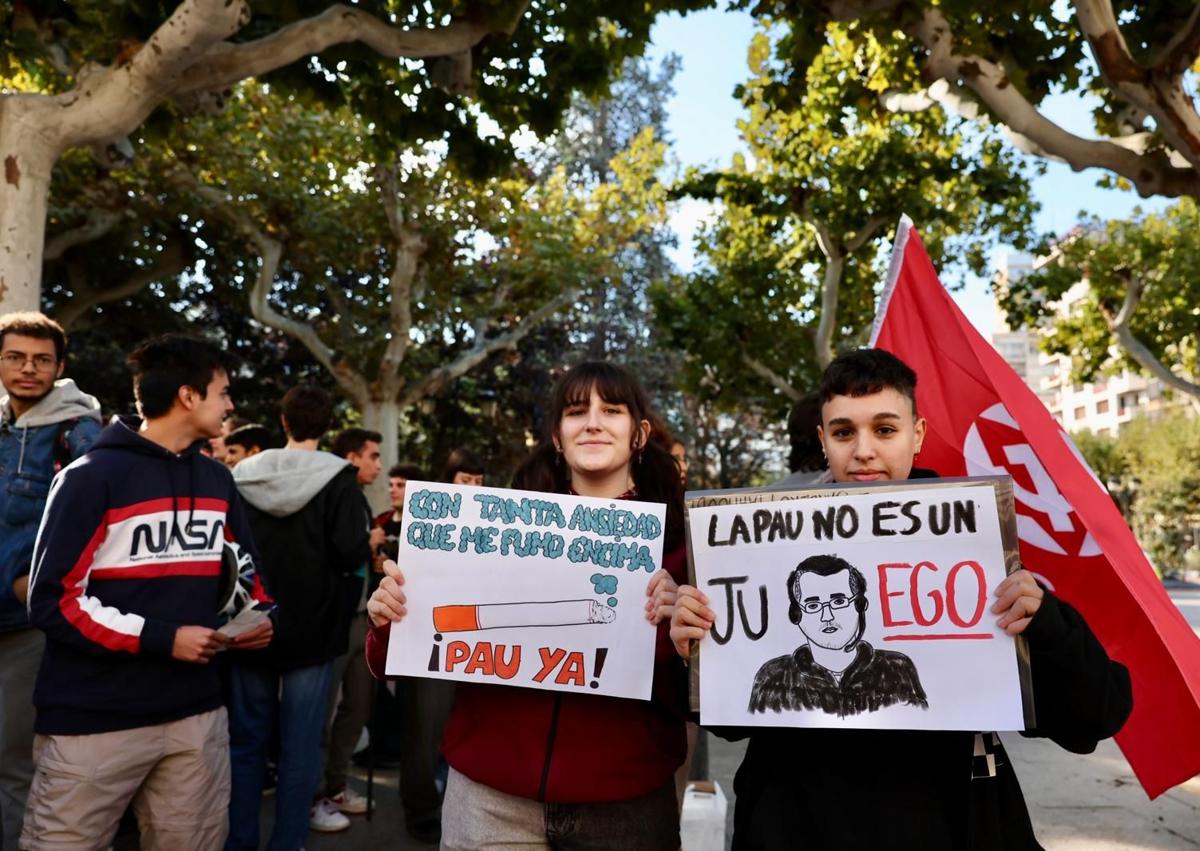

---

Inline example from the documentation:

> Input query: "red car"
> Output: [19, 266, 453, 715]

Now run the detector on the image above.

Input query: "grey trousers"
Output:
[0, 629, 43, 851]
[321, 611, 372, 796]
[398, 676, 455, 830]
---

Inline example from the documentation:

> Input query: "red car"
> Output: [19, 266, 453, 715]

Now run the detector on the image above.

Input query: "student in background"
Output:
[223, 423, 271, 469]
[227, 387, 370, 851]
[0, 312, 102, 849]
[439, 447, 485, 486]
[310, 428, 385, 831]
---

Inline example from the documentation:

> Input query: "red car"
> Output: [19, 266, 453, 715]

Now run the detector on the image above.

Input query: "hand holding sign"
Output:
[367, 559, 407, 628]
[671, 585, 714, 658]
[645, 568, 679, 624]
[992, 569, 1044, 636]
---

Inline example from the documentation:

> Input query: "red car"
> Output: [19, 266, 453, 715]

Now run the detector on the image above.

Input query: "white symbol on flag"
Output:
[962, 403, 1102, 559]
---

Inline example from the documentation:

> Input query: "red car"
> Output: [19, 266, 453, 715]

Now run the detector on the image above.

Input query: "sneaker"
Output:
[329, 787, 370, 815]
[309, 799, 350, 833]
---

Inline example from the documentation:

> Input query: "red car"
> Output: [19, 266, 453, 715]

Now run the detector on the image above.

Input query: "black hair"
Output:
[389, 463, 425, 480]
[0, 311, 66, 361]
[818, 348, 919, 419]
[440, 447, 485, 482]
[225, 423, 271, 452]
[787, 391, 827, 473]
[126, 334, 234, 420]
[332, 427, 383, 459]
[786, 554, 868, 645]
[509, 361, 684, 552]
[280, 385, 333, 442]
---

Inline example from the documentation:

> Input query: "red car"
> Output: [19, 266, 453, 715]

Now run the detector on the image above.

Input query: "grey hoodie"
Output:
[1, 378, 102, 430]
[233, 447, 351, 517]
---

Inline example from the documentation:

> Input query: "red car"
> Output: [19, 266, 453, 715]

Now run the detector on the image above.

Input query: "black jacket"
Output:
[233, 449, 371, 670]
[721, 590, 1131, 850]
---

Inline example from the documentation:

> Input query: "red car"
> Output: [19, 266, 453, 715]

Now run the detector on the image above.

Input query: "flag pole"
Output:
[869, 214, 914, 347]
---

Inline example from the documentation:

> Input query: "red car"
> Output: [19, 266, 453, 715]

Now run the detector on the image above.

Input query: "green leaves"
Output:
[656, 16, 1039, 418]
[1002, 200, 1200, 387]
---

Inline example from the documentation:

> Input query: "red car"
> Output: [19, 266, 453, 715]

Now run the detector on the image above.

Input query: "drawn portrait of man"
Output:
[748, 554, 928, 717]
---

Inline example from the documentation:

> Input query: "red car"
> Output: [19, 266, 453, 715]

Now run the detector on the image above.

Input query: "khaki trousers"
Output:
[20, 708, 229, 851]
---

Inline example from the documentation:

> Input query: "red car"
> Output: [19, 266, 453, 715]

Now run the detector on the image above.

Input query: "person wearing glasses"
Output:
[748, 554, 926, 717]
[0, 312, 102, 850]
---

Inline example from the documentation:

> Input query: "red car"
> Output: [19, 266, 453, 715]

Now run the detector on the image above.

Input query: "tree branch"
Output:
[181, 172, 370, 405]
[845, 216, 887, 254]
[1073, 0, 1200, 170]
[1099, 270, 1200, 407]
[57, 237, 188, 330]
[176, 1, 531, 97]
[51, 0, 250, 152]
[398, 286, 578, 407]
[376, 166, 425, 399]
[741, 354, 801, 401]
[895, 4, 1200, 198]
[1150, 3, 1200, 76]
[43, 209, 123, 261]
[805, 218, 843, 369]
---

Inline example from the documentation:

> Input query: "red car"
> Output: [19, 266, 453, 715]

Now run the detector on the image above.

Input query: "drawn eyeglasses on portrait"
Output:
[798, 595, 858, 615]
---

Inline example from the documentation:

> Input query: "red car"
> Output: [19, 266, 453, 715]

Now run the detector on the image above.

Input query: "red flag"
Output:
[870, 216, 1200, 798]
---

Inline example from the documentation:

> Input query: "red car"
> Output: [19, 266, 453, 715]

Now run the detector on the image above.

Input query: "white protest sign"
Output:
[688, 480, 1029, 730]
[385, 482, 666, 700]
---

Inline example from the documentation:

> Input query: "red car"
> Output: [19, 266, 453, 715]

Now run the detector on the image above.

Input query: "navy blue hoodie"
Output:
[26, 417, 261, 735]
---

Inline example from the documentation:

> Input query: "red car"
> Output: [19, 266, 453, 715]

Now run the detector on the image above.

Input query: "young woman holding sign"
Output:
[365, 361, 688, 849]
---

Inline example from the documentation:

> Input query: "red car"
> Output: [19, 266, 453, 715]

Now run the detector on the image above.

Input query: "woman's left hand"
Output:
[645, 568, 678, 624]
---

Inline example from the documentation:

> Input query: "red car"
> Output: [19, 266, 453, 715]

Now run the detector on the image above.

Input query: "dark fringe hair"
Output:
[441, 447, 485, 482]
[819, 348, 919, 418]
[510, 362, 684, 552]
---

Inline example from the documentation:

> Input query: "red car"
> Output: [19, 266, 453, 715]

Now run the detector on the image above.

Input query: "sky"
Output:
[644, 8, 1171, 337]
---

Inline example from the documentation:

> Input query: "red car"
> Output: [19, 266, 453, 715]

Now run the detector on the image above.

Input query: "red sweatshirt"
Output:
[365, 542, 689, 803]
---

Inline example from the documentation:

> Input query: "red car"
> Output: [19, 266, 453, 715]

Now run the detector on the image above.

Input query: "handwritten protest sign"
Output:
[385, 482, 666, 700]
[687, 476, 1033, 730]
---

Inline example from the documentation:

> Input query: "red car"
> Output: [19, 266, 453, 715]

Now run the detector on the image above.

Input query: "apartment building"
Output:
[992, 253, 1189, 437]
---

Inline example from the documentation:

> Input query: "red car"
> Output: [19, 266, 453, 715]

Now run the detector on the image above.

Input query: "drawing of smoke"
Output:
[590, 573, 619, 607]
[433, 600, 616, 632]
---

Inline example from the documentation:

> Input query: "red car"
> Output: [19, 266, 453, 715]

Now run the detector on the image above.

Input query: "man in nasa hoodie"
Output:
[22, 335, 272, 851]
[226, 385, 371, 851]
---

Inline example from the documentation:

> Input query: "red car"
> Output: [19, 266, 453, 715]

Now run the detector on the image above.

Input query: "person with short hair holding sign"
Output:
[366, 362, 688, 849]
[670, 348, 1133, 850]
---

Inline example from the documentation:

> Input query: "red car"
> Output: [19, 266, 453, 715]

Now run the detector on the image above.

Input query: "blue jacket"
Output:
[26, 417, 261, 735]
[0, 379, 101, 631]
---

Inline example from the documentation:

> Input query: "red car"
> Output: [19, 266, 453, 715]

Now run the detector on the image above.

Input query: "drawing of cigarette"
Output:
[433, 599, 616, 632]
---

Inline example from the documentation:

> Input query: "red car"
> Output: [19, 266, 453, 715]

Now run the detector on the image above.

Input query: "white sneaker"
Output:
[329, 786, 370, 815]
[309, 798, 351, 832]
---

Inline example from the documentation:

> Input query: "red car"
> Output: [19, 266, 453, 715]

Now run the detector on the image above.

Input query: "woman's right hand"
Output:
[670, 584, 716, 659]
[367, 559, 407, 628]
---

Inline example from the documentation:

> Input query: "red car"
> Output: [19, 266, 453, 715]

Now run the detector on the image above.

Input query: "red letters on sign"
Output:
[444, 640, 521, 679]
[877, 559, 992, 641]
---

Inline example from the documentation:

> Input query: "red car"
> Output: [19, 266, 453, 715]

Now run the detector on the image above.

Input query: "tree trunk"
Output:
[0, 98, 57, 312]
[360, 398, 401, 514]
